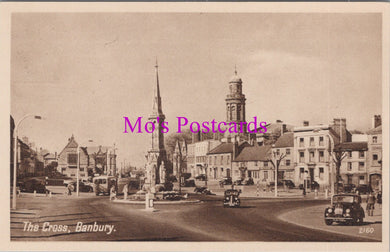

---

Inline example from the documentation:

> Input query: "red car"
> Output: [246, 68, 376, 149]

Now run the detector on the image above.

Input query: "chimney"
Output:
[331, 118, 347, 143]
[372, 115, 382, 128]
[282, 124, 287, 133]
[276, 120, 283, 123]
[55, 152, 57, 159]
[303, 121, 309, 126]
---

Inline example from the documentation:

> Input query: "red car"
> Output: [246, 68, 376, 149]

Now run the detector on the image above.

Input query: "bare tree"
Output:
[267, 148, 286, 197]
[331, 145, 348, 194]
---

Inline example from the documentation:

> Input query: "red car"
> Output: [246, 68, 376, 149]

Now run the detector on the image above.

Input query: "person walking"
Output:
[123, 184, 128, 201]
[377, 191, 382, 209]
[366, 191, 376, 216]
[110, 185, 117, 201]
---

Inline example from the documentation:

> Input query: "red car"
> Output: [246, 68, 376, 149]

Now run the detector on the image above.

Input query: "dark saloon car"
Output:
[195, 174, 206, 181]
[223, 189, 241, 208]
[324, 194, 365, 225]
[343, 184, 356, 193]
[67, 181, 94, 192]
[281, 180, 295, 189]
[219, 177, 232, 186]
[181, 178, 196, 187]
[299, 181, 320, 190]
[355, 184, 372, 195]
[19, 178, 47, 193]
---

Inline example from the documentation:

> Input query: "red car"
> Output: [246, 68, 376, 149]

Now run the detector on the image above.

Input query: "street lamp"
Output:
[77, 139, 93, 197]
[12, 114, 43, 210]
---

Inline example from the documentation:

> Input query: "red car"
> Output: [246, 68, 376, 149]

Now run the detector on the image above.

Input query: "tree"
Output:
[267, 148, 286, 197]
[332, 145, 348, 194]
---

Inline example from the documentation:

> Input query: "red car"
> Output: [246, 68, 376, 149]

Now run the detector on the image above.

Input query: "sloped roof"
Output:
[256, 122, 294, 134]
[274, 132, 294, 148]
[367, 125, 382, 135]
[234, 145, 271, 162]
[335, 142, 368, 151]
[208, 141, 250, 155]
[86, 146, 112, 155]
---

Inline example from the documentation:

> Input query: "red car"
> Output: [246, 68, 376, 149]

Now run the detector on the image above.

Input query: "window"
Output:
[319, 151, 324, 162]
[299, 138, 304, 147]
[309, 152, 315, 162]
[359, 151, 365, 158]
[299, 168, 304, 179]
[70, 174, 76, 177]
[319, 167, 324, 179]
[359, 162, 365, 171]
[220, 156, 223, 165]
[276, 149, 280, 155]
[348, 151, 352, 158]
[264, 161, 268, 167]
[299, 152, 305, 163]
[264, 171, 268, 180]
[373, 154, 378, 161]
[214, 156, 217, 165]
[285, 160, 291, 166]
[310, 137, 315, 146]
[319, 137, 324, 146]
[254, 161, 258, 166]
[80, 167, 84, 172]
[67, 153, 78, 165]
[348, 162, 352, 171]
[209, 156, 212, 164]
[373, 136, 377, 143]
[286, 149, 290, 155]
[227, 155, 230, 165]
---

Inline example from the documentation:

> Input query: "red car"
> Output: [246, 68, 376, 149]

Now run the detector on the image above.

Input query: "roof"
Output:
[367, 125, 382, 135]
[335, 142, 368, 151]
[257, 122, 294, 134]
[208, 141, 250, 155]
[273, 132, 294, 148]
[86, 146, 112, 155]
[234, 145, 271, 162]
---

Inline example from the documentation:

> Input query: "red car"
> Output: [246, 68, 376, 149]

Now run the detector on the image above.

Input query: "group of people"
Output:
[366, 191, 382, 216]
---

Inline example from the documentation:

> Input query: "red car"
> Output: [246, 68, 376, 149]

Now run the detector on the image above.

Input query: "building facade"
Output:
[272, 132, 295, 182]
[367, 121, 382, 191]
[337, 142, 368, 186]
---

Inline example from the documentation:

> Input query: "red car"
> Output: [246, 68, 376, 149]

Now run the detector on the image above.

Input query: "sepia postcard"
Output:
[0, 2, 389, 252]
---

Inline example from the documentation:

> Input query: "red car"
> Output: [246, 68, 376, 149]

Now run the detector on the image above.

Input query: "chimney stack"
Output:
[303, 121, 309, 127]
[372, 115, 382, 128]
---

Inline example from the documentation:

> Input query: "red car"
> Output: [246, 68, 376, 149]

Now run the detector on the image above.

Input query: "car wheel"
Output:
[325, 219, 333, 226]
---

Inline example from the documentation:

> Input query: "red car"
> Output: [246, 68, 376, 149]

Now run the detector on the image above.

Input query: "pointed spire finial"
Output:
[234, 64, 237, 75]
[155, 57, 158, 69]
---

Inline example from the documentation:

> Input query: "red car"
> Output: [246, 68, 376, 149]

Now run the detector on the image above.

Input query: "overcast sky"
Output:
[11, 13, 382, 167]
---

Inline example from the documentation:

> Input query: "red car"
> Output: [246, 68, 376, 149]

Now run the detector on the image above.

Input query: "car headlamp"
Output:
[226, 197, 229, 200]
[346, 209, 351, 213]
[327, 208, 333, 213]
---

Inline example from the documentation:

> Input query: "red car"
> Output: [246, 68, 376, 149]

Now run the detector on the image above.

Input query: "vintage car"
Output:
[324, 194, 365, 225]
[223, 189, 241, 208]
[219, 177, 233, 186]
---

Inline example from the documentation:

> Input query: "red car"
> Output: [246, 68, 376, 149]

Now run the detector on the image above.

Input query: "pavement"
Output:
[279, 202, 382, 241]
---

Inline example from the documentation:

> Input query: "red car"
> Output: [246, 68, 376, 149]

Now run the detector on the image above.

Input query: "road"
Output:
[11, 194, 379, 241]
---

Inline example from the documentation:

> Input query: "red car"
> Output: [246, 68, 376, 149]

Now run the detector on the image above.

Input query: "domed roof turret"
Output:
[229, 68, 242, 83]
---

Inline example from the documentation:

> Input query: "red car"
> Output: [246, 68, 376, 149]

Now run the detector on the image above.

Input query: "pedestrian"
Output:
[366, 191, 376, 216]
[123, 184, 128, 200]
[377, 191, 382, 209]
[67, 183, 73, 196]
[110, 185, 117, 201]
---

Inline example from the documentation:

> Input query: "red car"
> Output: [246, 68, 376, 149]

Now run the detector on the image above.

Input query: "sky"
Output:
[11, 13, 382, 167]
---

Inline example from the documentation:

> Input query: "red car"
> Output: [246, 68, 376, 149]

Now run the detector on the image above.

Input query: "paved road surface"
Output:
[11, 194, 379, 241]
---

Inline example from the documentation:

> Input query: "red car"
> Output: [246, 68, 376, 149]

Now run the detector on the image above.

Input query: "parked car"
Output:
[219, 177, 232, 186]
[281, 180, 295, 189]
[223, 189, 241, 208]
[195, 174, 206, 181]
[234, 179, 244, 185]
[68, 181, 94, 192]
[269, 181, 284, 187]
[355, 184, 372, 195]
[299, 181, 320, 190]
[181, 178, 196, 187]
[243, 177, 254, 185]
[93, 175, 117, 196]
[194, 186, 215, 195]
[343, 184, 356, 193]
[19, 178, 47, 193]
[324, 194, 365, 225]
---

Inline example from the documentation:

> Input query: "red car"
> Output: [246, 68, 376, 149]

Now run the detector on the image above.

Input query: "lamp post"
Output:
[12, 114, 43, 210]
[77, 139, 93, 197]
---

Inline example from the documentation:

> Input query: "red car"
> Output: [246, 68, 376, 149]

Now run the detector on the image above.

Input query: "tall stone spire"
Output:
[146, 61, 167, 187]
[152, 59, 163, 116]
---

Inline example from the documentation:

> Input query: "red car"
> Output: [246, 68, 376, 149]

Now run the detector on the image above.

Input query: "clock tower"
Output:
[225, 67, 247, 137]
[145, 61, 167, 187]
